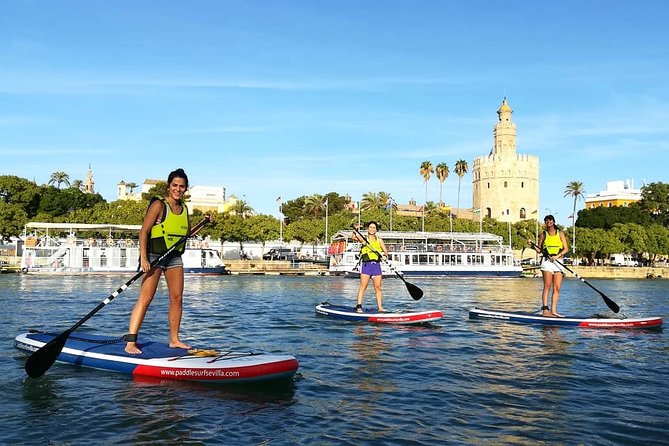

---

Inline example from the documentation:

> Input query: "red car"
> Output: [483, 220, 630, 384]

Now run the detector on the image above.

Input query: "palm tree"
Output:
[126, 182, 138, 194]
[361, 192, 386, 211]
[564, 180, 586, 256]
[419, 161, 434, 231]
[435, 163, 449, 206]
[304, 194, 326, 218]
[49, 171, 70, 189]
[231, 199, 254, 219]
[454, 159, 469, 216]
[70, 179, 84, 191]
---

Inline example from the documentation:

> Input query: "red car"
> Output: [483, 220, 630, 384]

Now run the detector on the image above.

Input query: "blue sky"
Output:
[1, 1, 667, 226]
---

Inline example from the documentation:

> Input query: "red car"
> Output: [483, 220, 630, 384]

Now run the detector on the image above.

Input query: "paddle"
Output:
[24, 215, 212, 378]
[351, 226, 424, 300]
[524, 231, 620, 313]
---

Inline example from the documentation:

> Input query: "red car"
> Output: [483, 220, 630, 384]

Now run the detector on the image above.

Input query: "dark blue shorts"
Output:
[360, 261, 382, 277]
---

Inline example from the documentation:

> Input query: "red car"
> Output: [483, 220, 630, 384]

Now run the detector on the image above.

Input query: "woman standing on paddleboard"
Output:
[532, 215, 569, 317]
[125, 168, 194, 354]
[352, 222, 389, 313]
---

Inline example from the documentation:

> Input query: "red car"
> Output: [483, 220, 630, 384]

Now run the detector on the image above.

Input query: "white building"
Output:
[585, 179, 643, 209]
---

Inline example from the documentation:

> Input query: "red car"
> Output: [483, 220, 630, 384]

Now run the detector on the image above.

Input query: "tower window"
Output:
[504, 181, 508, 188]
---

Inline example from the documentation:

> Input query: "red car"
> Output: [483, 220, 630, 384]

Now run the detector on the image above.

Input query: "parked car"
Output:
[263, 248, 296, 261]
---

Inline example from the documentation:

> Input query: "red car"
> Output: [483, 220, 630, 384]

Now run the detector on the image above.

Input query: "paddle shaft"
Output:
[24, 216, 211, 378]
[352, 227, 423, 300]
[526, 234, 620, 313]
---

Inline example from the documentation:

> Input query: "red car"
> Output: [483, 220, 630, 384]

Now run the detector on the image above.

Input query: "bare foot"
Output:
[551, 312, 564, 318]
[170, 340, 192, 349]
[356, 304, 363, 313]
[542, 310, 551, 317]
[125, 342, 142, 355]
[377, 307, 386, 313]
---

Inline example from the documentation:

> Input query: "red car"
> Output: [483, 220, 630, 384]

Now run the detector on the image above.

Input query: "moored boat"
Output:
[328, 230, 522, 277]
[20, 222, 226, 275]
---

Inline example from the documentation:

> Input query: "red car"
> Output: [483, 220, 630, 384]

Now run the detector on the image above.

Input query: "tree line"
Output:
[2, 174, 668, 263]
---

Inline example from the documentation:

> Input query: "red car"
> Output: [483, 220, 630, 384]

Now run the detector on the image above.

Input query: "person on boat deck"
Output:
[125, 168, 206, 355]
[352, 221, 389, 313]
[531, 214, 569, 318]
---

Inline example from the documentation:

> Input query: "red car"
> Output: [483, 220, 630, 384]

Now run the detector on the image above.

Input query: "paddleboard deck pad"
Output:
[316, 302, 443, 324]
[469, 308, 663, 329]
[15, 331, 299, 383]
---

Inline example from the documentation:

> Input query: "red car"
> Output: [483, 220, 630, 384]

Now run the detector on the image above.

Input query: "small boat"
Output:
[468, 307, 663, 329]
[328, 230, 522, 277]
[315, 302, 443, 325]
[15, 331, 299, 384]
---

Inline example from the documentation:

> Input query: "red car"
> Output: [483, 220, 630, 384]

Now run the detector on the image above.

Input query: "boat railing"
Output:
[345, 242, 511, 254]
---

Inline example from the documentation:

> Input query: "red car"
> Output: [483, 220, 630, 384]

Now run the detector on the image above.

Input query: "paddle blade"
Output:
[601, 293, 620, 313]
[406, 282, 424, 300]
[24, 331, 70, 378]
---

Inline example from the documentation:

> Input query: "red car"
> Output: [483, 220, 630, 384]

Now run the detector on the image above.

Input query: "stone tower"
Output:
[472, 99, 539, 223]
[83, 164, 95, 194]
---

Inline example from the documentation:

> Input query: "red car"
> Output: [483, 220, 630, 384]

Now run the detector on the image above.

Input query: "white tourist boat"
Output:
[19, 222, 226, 275]
[328, 230, 522, 277]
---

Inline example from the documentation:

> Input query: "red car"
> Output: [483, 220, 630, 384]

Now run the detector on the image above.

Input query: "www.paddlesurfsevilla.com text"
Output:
[160, 369, 241, 378]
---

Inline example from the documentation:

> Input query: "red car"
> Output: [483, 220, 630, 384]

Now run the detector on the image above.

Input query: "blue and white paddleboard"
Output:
[316, 302, 443, 325]
[16, 331, 299, 383]
[469, 308, 663, 329]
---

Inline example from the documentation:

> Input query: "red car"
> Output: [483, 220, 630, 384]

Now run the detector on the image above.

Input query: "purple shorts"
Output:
[360, 261, 382, 277]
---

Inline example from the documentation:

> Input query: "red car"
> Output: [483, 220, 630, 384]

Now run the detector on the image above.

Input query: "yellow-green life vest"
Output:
[149, 197, 189, 254]
[543, 230, 563, 256]
[360, 238, 383, 261]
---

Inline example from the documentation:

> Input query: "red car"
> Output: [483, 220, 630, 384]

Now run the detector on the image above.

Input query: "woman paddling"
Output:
[351, 221, 389, 313]
[125, 168, 197, 354]
[531, 215, 569, 317]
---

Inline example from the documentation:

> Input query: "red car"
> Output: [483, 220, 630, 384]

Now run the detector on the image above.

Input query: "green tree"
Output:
[281, 196, 306, 224]
[126, 182, 139, 194]
[435, 162, 449, 206]
[48, 171, 70, 189]
[419, 161, 433, 231]
[0, 202, 28, 239]
[230, 199, 254, 218]
[454, 159, 468, 216]
[637, 182, 669, 227]
[645, 224, 669, 264]
[577, 205, 652, 229]
[285, 217, 324, 244]
[303, 194, 326, 218]
[142, 181, 167, 200]
[564, 180, 585, 255]
[360, 192, 386, 211]
[0, 175, 41, 217]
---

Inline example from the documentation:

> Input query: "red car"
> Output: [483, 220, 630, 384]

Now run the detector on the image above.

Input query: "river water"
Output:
[0, 273, 667, 445]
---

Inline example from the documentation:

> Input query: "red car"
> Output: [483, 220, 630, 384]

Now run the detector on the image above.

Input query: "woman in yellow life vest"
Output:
[125, 168, 195, 354]
[352, 221, 389, 313]
[533, 214, 569, 317]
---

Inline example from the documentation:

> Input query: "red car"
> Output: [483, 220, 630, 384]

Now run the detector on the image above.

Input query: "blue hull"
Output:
[469, 308, 663, 329]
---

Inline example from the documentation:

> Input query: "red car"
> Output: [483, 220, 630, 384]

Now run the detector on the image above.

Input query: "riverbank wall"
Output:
[523, 266, 667, 279]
